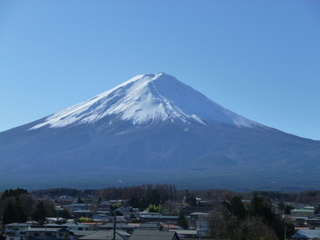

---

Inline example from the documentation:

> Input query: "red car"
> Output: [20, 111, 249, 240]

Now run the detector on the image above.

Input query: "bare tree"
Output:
[206, 204, 237, 239]
[42, 199, 56, 217]
[162, 200, 180, 215]
[235, 217, 278, 240]
[19, 193, 36, 219]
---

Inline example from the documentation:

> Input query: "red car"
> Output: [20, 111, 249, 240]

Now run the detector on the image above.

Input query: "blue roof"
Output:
[62, 221, 88, 228]
[292, 229, 320, 239]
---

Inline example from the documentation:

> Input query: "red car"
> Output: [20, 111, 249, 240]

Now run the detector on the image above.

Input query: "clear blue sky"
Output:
[1, 1, 319, 140]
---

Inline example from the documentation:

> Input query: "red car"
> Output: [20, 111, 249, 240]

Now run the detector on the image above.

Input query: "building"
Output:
[98, 223, 135, 234]
[62, 221, 90, 231]
[291, 229, 320, 239]
[129, 229, 180, 240]
[4, 223, 29, 240]
[4, 223, 77, 240]
[78, 231, 123, 240]
[27, 226, 73, 240]
[291, 207, 315, 217]
[182, 206, 214, 216]
[139, 214, 178, 224]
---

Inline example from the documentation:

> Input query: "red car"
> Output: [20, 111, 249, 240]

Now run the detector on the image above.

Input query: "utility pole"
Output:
[284, 225, 286, 240]
[44, 221, 47, 240]
[199, 221, 201, 240]
[113, 210, 116, 240]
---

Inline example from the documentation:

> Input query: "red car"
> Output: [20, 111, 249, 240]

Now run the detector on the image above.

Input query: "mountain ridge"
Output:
[30, 73, 261, 130]
[1, 73, 320, 191]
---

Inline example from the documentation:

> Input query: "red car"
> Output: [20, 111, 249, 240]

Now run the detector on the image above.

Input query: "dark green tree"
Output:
[19, 193, 36, 220]
[284, 204, 294, 214]
[150, 189, 161, 205]
[2, 198, 27, 224]
[77, 196, 84, 203]
[185, 190, 197, 206]
[177, 210, 188, 229]
[249, 195, 289, 239]
[128, 196, 140, 208]
[42, 199, 56, 217]
[278, 200, 285, 212]
[2, 201, 16, 224]
[1, 188, 28, 200]
[31, 201, 47, 225]
[249, 195, 275, 223]
[13, 197, 27, 223]
[60, 209, 72, 219]
[229, 196, 247, 220]
[97, 196, 102, 205]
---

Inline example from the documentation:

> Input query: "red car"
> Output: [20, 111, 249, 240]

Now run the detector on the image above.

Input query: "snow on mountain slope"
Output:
[30, 73, 260, 130]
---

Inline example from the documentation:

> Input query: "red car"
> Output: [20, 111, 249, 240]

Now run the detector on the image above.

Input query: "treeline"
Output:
[182, 189, 320, 205]
[100, 184, 177, 201]
[29, 185, 320, 205]
[101, 184, 178, 209]
[30, 184, 178, 202]
[242, 190, 320, 204]
[0, 189, 56, 225]
[1, 188, 28, 200]
[31, 188, 100, 198]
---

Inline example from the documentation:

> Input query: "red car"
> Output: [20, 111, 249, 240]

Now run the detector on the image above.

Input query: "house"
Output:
[47, 218, 67, 224]
[182, 206, 214, 216]
[73, 210, 93, 219]
[98, 223, 135, 234]
[62, 221, 89, 231]
[291, 229, 320, 239]
[71, 203, 93, 219]
[91, 214, 127, 223]
[57, 196, 75, 205]
[169, 230, 198, 239]
[79, 223, 103, 231]
[189, 212, 208, 223]
[127, 223, 159, 230]
[129, 229, 180, 240]
[306, 217, 320, 228]
[159, 224, 180, 231]
[71, 230, 97, 239]
[128, 222, 180, 231]
[71, 204, 88, 210]
[27, 226, 74, 240]
[78, 230, 123, 240]
[139, 214, 178, 224]
[4, 223, 29, 235]
[4, 223, 29, 240]
[291, 207, 315, 217]
[5, 223, 75, 240]
[91, 214, 111, 222]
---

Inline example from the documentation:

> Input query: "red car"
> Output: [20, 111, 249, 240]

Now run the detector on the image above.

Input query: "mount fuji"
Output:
[30, 73, 259, 129]
[1, 73, 320, 191]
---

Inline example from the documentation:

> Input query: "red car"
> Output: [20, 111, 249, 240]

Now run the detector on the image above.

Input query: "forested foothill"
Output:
[1, 185, 320, 240]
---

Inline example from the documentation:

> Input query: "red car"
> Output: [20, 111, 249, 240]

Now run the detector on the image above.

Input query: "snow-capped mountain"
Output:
[30, 73, 259, 129]
[1, 73, 320, 191]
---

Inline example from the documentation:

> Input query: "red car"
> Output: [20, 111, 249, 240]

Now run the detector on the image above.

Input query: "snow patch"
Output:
[30, 73, 260, 130]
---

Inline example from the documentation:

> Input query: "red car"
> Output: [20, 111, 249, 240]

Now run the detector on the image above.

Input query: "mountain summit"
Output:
[1, 73, 320, 191]
[31, 73, 258, 129]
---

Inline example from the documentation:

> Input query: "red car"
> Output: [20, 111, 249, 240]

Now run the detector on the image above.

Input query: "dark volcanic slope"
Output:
[1, 116, 320, 191]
